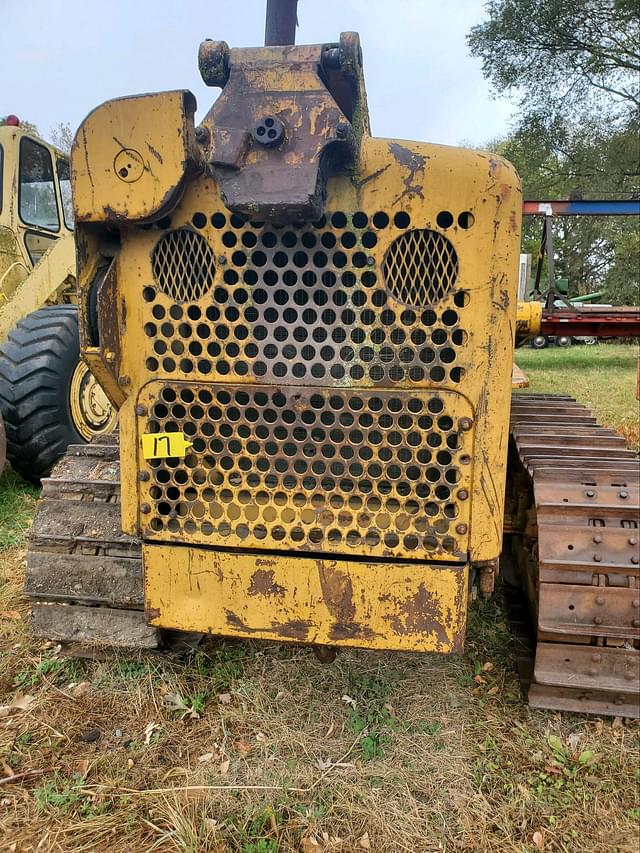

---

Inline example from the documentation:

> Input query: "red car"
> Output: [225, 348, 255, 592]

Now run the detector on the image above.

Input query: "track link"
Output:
[510, 394, 640, 718]
[25, 439, 153, 651]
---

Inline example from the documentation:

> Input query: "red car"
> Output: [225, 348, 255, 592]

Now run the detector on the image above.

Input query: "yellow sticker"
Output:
[141, 432, 192, 460]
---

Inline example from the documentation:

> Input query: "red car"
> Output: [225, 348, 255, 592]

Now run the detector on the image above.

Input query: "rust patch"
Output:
[384, 583, 453, 648]
[389, 142, 426, 204]
[248, 569, 286, 598]
[145, 606, 160, 622]
[329, 622, 378, 642]
[274, 620, 313, 640]
[318, 561, 356, 624]
[225, 610, 258, 633]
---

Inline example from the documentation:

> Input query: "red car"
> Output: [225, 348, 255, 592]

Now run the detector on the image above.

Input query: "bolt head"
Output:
[593, 553, 602, 562]
[459, 417, 473, 431]
[595, 596, 605, 605]
[632, 618, 640, 628]
[135, 405, 147, 416]
[455, 523, 468, 535]
[140, 503, 151, 514]
[591, 653, 602, 663]
[631, 556, 639, 565]
[586, 490, 595, 498]
[624, 671, 634, 681]
[619, 490, 629, 499]
[218, 255, 227, 265]
[457, 489, 469, 500]
[138, 471, 150, 482]
[195, 125, 210, 145]
[593, 534, 602, 544]
[593, 616, 603, 624]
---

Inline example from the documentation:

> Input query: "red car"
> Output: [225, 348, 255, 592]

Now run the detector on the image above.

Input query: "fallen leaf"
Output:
[532, 830, 544, 849]
[341, 694, 356, 708]
[482, 661, 494, 672]
[234, 739, 252, 754]
[0, 693, 36, 718]
[71, 682, 91, 698]
[543, 764, 562, 776]
[301, 837, 321, 852]
[255, 732, 266, 742]
[567, 732, 582, 751]
[359, 832, 371, 849]
[487, 686, 500, 696]
[198, 752, 214, 763]
[474, 675, 487, 685]
[127, 758, 134, 769]
[2, 764, 14, 778]
[144, 722, 160, 745]
[218, 759, 230, 775]
[0, 611, 21, 621]
[163, 692, 200, 720]
[275, 691, 285, 701]
[325, 721, 335, 738]
[218, 693, 232, 705]
[75, 759, 90, 778]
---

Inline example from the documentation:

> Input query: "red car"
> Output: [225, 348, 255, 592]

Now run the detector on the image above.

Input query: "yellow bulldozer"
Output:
[24, 2, 639, 717]
[0, 116, 116, 480]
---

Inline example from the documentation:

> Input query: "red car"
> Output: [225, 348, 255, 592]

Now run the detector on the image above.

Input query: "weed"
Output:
[344, 672, 397, 761]
[34, 774, 86, 815]
[13, 655, 83, 689]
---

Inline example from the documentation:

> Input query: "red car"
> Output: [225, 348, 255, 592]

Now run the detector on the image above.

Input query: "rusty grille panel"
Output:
[142, 211, 470, 386]
[152, 228, 216, 302]
[383, 229, 458, 306]
[137, 383, 473, 560]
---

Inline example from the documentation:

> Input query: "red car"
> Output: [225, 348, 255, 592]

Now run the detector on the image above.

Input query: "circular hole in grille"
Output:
[152, 228, 216, 302]
[383, 229, 458, 306]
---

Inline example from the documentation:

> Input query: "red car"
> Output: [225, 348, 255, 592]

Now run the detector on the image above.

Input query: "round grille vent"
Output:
[383, 229, 458, 306]
[152, 229, 216, 302]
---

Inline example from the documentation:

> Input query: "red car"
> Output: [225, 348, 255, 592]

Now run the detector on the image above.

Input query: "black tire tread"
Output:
[0, 306, 84, 482]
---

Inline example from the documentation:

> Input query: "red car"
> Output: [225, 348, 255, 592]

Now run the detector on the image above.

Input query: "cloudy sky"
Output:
[1, 0, 515, 148]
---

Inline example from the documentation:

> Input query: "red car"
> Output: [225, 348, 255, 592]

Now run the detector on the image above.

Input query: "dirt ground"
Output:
[0, 343, 638, 852]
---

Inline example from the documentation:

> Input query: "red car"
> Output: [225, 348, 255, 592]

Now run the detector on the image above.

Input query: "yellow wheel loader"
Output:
[24, 3, 639, 717]
[0, 117, 116, 481]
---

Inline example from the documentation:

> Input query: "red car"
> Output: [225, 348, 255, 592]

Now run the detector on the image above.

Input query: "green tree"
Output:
[468, 0, 640, 124]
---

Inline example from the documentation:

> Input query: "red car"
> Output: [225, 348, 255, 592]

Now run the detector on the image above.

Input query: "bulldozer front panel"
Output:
[71, 37, 522, 652]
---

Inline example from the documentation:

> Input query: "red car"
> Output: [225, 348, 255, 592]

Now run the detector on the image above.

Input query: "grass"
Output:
[0, 344, 638, 852]
[515, 342, 639, 448]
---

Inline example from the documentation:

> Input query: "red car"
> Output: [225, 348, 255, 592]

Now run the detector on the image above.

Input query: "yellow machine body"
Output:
[0, 124, 76, 339]
[71, 39, 521, 652]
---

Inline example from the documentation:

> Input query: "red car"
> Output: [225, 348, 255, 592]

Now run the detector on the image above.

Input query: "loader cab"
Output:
[0, 118, 73, 303]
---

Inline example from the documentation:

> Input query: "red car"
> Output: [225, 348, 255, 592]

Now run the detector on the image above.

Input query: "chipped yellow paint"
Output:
[71, 91, 198, 224]
[144, 545, 468, 652]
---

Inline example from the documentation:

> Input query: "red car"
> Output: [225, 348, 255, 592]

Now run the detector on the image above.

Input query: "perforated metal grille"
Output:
[152, 228, 216, 302]
[138, 383, 472, 560]
[383, 229, 458, 306]
[142, 212, 469, 386]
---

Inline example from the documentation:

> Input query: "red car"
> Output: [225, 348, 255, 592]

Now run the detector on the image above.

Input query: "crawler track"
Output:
[510, 394, 640, 717]
[26, 439, 153, 651]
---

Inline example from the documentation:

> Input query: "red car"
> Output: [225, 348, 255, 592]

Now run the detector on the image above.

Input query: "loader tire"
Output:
[0, 306, 116, 483]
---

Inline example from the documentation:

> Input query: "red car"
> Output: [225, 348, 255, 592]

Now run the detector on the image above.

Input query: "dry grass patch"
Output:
[1, 563, 638, 852]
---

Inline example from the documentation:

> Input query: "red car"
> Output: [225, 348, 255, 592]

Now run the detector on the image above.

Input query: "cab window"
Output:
[19, 137, 59, 231]
[56, 158, 74, 229]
